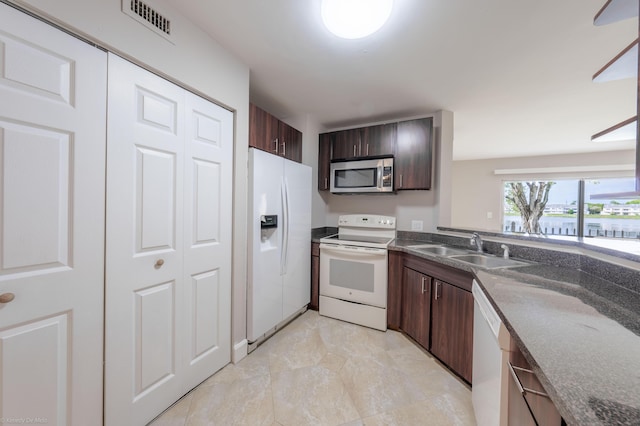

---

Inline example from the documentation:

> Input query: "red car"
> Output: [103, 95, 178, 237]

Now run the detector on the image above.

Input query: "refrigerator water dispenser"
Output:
[260, 214, 278, 244]
[260, 215, 277, 228]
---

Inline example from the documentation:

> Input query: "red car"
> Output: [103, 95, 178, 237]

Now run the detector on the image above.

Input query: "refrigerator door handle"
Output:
[281, 177, 290, 275]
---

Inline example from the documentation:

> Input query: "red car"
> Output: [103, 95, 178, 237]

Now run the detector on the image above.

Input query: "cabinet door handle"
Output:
[366, 143, 369, 156]
[435, 282, 440, 300]
[399, 174, 403, 188]
[324, 178, 328, 189]
[421, 277, 426, 294]
[281, 140, 286, 156]
[353, 144, 357, 157]
[274, 138, 279, 154]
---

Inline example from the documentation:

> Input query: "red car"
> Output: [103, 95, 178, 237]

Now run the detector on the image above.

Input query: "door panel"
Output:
[136, 147, 177, 252]
[0, 31, 73, 104]
[182, 92, 232, 390]
[190, 270, 220, 359]
[0, 313, 69, 425]
[135, 281, 176, 397]
[249, 103, 279, 153]
[431, 280, 474, 383]
[401, 267, 431, 348]
[138, 88, 178, 132]
[192, 160, 220, 244]
[0, 4, 107, 425]
[106, 53, 185, 426]
[1, 122, 71, 272]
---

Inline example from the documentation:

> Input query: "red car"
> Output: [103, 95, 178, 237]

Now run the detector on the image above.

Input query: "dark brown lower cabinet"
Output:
[310, 242, 319, 310]
[401, 267, 431, 348]
[508, 340, 563, 425]
[430, 279, 474, 383]
[392, 252, 474, 383]
[387, 250, 404, 329]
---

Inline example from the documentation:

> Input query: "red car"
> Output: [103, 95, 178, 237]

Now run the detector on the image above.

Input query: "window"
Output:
[503, 178, 640, 239]
[584, 178, 640, 238]
[504, 180, 579, 236]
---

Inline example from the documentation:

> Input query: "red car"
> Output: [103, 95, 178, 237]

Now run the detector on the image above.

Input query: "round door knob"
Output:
[0, 293, 15, 303]
[155, 259, 165, 268]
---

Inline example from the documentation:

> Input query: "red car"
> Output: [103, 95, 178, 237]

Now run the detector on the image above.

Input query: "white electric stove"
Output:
[319, 214, 396, 331]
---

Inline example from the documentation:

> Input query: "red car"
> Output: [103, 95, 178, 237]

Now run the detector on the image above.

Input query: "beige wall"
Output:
[451, 150, 635, 231]
[8, 0, 251, 355]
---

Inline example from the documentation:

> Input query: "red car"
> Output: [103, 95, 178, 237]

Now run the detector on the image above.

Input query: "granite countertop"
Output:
[391, 238, 640, 425]
[311, 227, 338, 243]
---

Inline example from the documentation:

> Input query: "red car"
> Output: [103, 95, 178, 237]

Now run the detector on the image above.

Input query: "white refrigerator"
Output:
[248, 148, 312, 342]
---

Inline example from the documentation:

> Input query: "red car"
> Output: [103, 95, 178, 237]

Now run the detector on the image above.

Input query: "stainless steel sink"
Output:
[410, 245, 469, 256]
[449, 254, 528, 269]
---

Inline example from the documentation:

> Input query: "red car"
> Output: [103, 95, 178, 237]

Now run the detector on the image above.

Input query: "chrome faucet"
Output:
[470, 232, 483, 253]
[501, 244, 510, 259]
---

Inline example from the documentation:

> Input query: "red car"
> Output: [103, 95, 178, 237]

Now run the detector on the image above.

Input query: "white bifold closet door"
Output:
[0, 3, 107, 425]
[105, 54, 233, 426]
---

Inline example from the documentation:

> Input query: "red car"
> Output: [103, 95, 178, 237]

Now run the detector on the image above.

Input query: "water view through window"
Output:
[503, 178, 640, 239]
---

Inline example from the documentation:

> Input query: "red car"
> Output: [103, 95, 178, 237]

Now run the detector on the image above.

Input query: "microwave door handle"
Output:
[377, 164, 383, 189]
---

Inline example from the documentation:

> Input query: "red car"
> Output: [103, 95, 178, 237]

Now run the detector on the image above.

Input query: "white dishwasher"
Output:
[472, 280, 511, 426]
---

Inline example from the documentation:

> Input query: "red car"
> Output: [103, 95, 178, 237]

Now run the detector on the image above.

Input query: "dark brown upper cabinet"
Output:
[318, 132, 333, 191]
[363, 123, 396, 157]
[395, 117, 433, 190]
[249, 103, 302, 163]
[331, 124, 396, 160]
[249, 103, 279, 154]
[278, 120, 302, 163]
[331, 128, 364, 160]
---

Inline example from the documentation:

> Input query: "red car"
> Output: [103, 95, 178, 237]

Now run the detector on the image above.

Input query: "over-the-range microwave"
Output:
[330, 156, 394, 194]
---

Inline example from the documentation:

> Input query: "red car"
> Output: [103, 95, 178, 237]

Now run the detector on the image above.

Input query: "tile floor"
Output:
[150, 310, 476, 426]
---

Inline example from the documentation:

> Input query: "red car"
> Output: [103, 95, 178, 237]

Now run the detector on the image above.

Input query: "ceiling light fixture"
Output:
[321, 0, 394, 39]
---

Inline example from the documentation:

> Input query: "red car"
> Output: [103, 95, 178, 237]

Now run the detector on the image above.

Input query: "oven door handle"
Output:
[320, 244, 387, 256]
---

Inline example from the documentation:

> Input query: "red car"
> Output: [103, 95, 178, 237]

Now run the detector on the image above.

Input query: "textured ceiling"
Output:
[166, 0, 637, 160]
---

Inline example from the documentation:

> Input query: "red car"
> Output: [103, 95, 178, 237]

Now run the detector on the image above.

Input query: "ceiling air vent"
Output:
[122, 0, 173, 42]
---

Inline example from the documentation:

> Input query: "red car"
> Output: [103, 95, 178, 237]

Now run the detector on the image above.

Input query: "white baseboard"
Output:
[232, 339, 247, 364]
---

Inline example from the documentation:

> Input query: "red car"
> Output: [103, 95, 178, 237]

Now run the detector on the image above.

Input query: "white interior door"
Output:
[105, 54, 185, 426]
[0, 4, 107, 425]
[182, 92, 232, 390]
[105, 54, 232, 425]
